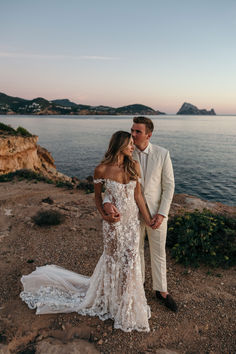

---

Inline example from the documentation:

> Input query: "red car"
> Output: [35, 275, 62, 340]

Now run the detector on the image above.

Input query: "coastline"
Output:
[1, 115, 235, 206]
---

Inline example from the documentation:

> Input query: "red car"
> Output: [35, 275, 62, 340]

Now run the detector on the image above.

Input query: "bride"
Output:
[20, 131, 152, 332]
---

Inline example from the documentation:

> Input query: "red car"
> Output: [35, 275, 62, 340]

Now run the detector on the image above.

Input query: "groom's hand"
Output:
[104, 213, 120, 223]
[103, 203, 120, 216]
[150, 214, 164, 229]
[103, 203, 120, 223]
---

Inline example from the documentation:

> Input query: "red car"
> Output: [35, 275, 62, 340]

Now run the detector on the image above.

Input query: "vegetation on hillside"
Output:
[0, 169, 75, 189]
[0, 169, 53, 183]
[0, 122, 32, 136]
[167, 209, 236, 268]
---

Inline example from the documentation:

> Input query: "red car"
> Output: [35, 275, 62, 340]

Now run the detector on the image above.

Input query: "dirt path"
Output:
[0, 180, 235, 353]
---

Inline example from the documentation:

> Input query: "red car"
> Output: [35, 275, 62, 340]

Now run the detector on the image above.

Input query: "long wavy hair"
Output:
[101, 131, 138, 180]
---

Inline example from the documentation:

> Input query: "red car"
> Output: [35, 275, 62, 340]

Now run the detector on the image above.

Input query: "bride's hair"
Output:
[101, 131, 138, 180]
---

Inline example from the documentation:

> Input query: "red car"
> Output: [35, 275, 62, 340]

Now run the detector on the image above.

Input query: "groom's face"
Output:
[131, 123, 151, 150]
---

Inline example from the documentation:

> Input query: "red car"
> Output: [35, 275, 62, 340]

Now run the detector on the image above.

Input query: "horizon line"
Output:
[1, 91, 235, 115]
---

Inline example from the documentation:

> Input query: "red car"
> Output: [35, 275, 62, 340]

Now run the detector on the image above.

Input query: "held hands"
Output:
[102, 203, 164, 227]
[150, 214, 165, 229]
[103, 203, 120, 223]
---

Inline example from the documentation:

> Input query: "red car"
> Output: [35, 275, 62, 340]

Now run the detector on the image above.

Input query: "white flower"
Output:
[4, 208, 12, 216]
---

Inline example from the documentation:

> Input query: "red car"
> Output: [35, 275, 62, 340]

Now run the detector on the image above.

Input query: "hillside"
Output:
[0, 92, 165, 115]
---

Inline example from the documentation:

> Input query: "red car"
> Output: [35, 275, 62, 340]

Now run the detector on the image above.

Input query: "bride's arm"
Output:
[134, 162, 152, 226]
[94, 165, 120, 223]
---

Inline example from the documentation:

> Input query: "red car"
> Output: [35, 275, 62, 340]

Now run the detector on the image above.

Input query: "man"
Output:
[104, 116, 177, 312]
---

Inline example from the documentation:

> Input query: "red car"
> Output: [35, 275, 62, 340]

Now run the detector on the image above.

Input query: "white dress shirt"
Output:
[135, 143, 150, 179]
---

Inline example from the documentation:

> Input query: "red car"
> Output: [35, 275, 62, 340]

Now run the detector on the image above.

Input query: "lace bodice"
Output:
[94, 178, 139, 221]
[20, 179, 150, 332]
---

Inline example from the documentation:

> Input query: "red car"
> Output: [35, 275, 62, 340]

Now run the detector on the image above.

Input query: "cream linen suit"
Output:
[133, 143, 175, 292]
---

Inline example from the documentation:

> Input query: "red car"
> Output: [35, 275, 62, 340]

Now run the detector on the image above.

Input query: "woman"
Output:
[20, 131, 151, 332]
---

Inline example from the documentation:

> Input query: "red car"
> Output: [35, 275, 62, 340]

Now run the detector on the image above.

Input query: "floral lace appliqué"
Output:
[20, 179, 150, 332]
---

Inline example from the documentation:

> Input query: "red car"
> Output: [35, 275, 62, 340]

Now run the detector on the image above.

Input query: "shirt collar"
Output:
[136, 143, 150, 155]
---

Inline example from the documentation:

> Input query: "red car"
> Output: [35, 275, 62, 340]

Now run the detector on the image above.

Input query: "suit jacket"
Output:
[133, 143, 175, 217]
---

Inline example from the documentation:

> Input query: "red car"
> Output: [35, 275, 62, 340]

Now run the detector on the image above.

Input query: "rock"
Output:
[170, 194, 236, 218]
[36, 338, 99, 354]
[0, 134, 71, 183]
[72, 176, 80, 183]
[177, 102, 216, 115]
[42, 197, 54, 204]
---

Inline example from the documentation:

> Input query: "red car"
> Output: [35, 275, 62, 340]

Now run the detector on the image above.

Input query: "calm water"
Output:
[1, 115, 235, 206]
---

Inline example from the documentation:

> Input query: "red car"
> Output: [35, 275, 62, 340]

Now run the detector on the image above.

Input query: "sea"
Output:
[0, 114, 235, 206]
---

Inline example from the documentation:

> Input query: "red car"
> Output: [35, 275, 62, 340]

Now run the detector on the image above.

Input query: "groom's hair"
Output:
[133, 116, 154, 133]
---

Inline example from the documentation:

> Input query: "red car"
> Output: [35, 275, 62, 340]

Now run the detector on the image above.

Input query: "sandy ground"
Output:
[0, 180, 235, 353]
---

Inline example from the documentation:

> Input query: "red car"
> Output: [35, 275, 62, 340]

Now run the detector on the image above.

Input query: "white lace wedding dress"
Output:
[20, 179, 151, 332]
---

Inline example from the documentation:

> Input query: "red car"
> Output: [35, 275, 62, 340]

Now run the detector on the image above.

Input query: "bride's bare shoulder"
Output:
[94, 163, 109, 179]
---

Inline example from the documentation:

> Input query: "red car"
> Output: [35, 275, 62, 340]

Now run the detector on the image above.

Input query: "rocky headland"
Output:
[0, 92, 165, 116]
[177, 102, 216, 115]
[0, 129, 71, 183]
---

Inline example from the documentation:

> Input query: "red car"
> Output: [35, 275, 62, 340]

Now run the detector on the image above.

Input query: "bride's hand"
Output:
[145, 217, 152, 227]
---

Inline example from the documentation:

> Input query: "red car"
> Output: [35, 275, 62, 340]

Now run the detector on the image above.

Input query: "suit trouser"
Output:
[139, 218, 167, 292]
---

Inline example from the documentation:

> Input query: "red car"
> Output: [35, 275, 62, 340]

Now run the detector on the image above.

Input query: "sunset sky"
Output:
[1, 0, 236, 114]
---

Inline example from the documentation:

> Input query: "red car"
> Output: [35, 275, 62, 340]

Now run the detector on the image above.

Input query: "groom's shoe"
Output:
[156, 291, 178, 312]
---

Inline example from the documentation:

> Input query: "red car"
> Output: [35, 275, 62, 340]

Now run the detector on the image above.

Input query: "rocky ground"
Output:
[0, 180, 235, 353]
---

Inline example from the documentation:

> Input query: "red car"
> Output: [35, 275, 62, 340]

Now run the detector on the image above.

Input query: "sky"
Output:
[0, 0, 236, 114]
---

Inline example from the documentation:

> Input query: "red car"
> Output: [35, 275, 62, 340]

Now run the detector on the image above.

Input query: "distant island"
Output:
[0, 92, 165, 116]
[0, 92, 217, 116]
[177, 102, 216, 115]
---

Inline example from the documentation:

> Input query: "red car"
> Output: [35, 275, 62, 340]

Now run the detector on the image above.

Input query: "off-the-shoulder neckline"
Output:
[94, 178, 137, 186]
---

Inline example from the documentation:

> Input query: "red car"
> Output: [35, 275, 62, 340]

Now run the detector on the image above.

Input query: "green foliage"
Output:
[0, 122, 32, 136]
[0, 122, 16, 134]
[16, 126, 32, 137]
[56, 180, 74, 189]
[77, 181, 94, 193]
[32, 210, 65, 226]
[0, 169, 53, 183]
[167, 209, 236, 268]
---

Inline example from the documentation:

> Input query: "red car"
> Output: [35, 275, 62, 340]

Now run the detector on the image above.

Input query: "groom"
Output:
[104, 116, 177, 312]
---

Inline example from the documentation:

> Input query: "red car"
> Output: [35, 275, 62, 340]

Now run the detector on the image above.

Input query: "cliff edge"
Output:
[0, 132, 71, 182]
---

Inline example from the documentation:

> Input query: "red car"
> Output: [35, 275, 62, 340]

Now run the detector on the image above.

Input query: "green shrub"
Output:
[32, 210, 65, 226]
[56, 180, 74, 189]
[0, 122, 32, 136]
[77, 181, 94, 193]
[0, 169, 53, 183]
[16, 126, 32, 137]
[0, 122, 16, 134]
[167, 209, 236, 268]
